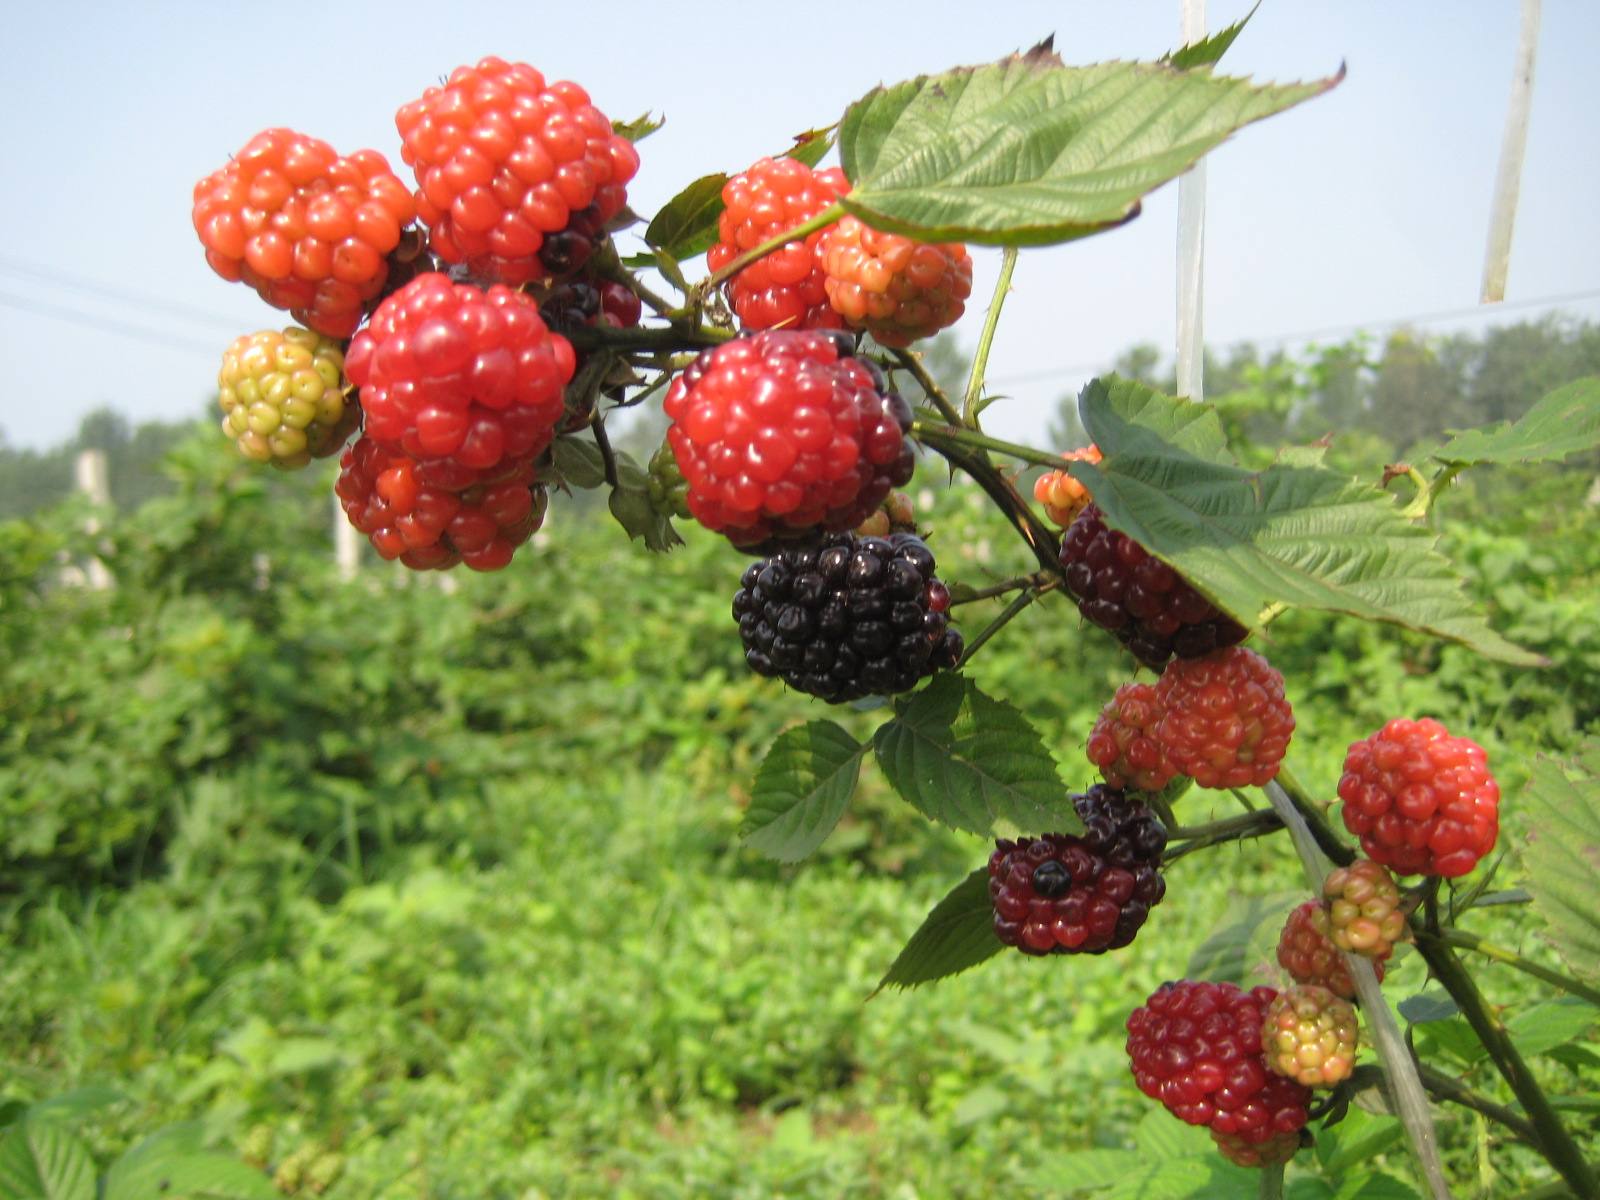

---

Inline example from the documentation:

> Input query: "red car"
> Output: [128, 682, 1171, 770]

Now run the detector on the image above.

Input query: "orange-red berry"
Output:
[1155, 647, 1294, 789]
[1034, 446, 1103, 527]
[1086, 682, 1178, 792]
[820, 216, 972, 347]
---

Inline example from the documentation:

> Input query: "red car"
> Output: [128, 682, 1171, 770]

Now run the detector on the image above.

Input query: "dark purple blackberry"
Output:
[988, 788, 1167, 956]
[537, 204, 606, 277]
[1058, 505, 1247, 670]
[732, 531, 962, 702]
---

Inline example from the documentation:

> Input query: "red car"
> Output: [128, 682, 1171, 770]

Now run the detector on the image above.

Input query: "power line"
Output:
[0, 291, 222, 356]
[0, 254, 244, 334]
[988, 286, 1600, 387]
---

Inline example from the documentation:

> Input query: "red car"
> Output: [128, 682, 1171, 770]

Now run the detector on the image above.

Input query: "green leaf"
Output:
[1163, 3, 1260, 70]
[0, 1120, 96, 1200]
[782, 125, 838, 169]
[872, 673, 1080, 836]
[950, 1084, 1010, 1128]
[1069, 376, 1541, 665]
[742, 721, 866, 861]
[1316, 1109, 1405, 1176]
[105, 1151, 278, 1200]
[644, 173, 727, 261]
[1432, 379, 1600, 468]
[1521, 743, 1600, 983]
[1329, 1175, 1422, 1200]
[265, 1036, 342, 1076]
[612, 112, 664, 143]
[548, 436, 608, 491]
[875, 867, 1001, 991]
[1184, 890, 1302, 985]
[22, 1088, 123, 1125]
[1026, 1148, 1140, 1189]
[838, 47, 1339, 245]
[1397, 990, 1459, 1024]
[1133, 1108, 1212, 1160]
[1505, 999, 1598, 1058]
[608, 452, 683, 553]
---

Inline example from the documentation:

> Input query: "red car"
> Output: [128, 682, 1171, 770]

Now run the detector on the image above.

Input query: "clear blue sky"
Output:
[1, 1, 1597, 451]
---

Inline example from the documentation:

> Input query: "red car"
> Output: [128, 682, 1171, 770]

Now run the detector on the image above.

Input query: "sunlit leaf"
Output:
[742, 721, 866, 861]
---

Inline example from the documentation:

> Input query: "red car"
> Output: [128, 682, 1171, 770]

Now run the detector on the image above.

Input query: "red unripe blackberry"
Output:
[344, 273, 574, 474]
[732, 532, 960, 702]
[193, 128, 416, 338]
[989, 787, 1167, 955]
[664, 330, 914, 548]
[1033, 445, 1102, 527]
[1264, 984, 1360, 1088]
[335, 436, 546, 571]
[1276, 900, 1384, 1002]
[820, 217, 973, 347]
[1155, 647, 1294, 789]
[1337, 718, 1499, 878]
[217, 328, 355, 468]
[707, 157, 849, 332]
[1059, 505, 1246, 669]
[1211, 1128, 1302, 1168]
[395, 57, 639, 284]
[1126, 980, 1312, 1143]
[1323, 859, 1407, 959]
[1086, 681, 1177, 792]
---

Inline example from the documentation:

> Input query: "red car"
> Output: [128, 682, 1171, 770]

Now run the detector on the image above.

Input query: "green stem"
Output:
[590, 412, 619, 490]
[891, 347, 965, 427]
[962, 247, 1018, 427]
[1258, 1162, 1285, 1200]
[700, 202, 846, 292]
[956, 587, 1039, 668]
[914, 431, 1061, 577]
[1262, 781, 1452, 1200]
[1396, 465, 1432, 520]
[911, 420, 1069, 473]
[1169, 809, 1281, 842]
[1271, 766, 1356, 866]
[1345, 1063, 1540, 1146]
[950, 572, 1053, 606]
[1411, 932, 1600, 1198]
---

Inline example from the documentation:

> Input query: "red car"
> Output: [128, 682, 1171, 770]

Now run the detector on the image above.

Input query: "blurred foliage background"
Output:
[1, 320, 1597, 1198]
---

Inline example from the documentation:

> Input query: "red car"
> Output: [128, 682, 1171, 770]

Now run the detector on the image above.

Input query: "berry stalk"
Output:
[1425, 927, 1600, 1009]
[1258, 1163, 1285, 1200]
[961, 246, 1018, 426]
[1262, 780, 1452, 1200]
[699, 202, 847, 292]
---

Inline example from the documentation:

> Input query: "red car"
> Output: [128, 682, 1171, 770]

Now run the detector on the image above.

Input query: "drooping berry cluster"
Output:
[664, 330, 914, 547]
[1338, 718, 1500, 877]
[707, 157, 850, 332]
[1323, 859, 1406, 960]
[345, 273, 575, 473]
[1126, 980, 1312, 1145]
[1276, 900, 1383, 1002]
[1086, 681, 1177, 792]
[395, 57, 640, 285]
[1060, 505, 1247, 669]
[820, 216, 973, 348]
[732, 532, 960, 702]
[1033, 445, 1103, 527]
[1155, 647, 1294, 789]
[193, 129, 416, 338]
[335, 437, 547, 571]
[1263, 984, 1360, 1087]
[217, 328, 355, 468]
[988, 787, 1167, 955]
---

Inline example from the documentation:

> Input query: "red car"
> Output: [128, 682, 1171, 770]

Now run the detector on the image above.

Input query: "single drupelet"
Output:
[732, 531, 961, 702]
[1059, 504, 1247, 669]
[988, 786, 1167, 955]
[1337, 717, 1500, 878]
[664, 330, 915, 548]
[1126, 980, 1312, 1147]
[394, 57, 640, 284]
[1155, 646, 1295, 789]
[193, 128, 416, 338]
[217, 328, 355, 468]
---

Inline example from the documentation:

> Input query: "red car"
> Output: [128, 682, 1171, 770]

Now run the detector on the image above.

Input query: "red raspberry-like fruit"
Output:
[663, 330, 913, 547]
[1338, 718, 1499, 877]
[344, 273, 574, 474]
[1156, 647, 1294, 789]
[707, 157, 849, 332]
[395, 57, 640, 285]
[989, 787, 1167, 955]
[1060, 505, 1247, 669]
[1126, 980, 1312, 1143]
[1087, 681, 1178, 792]
[1264, 985, 1360, 1087]
[193, 129, 417, 338]
[1323, 859, 1407, 959]
[1276, 900, 1384, 1002]
[1211, 1128, 1302, 1168]
[217, 328, 355, 468]
[1033, 445, 1103, 527]
[820, 217, 972, 347]
[335, 436, 546, 571]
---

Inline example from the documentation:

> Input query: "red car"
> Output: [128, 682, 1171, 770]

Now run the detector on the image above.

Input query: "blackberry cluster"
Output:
[732, 532, 961, 702]
[988, 786, 1168, 955]
[1060, 505, 1247, 669]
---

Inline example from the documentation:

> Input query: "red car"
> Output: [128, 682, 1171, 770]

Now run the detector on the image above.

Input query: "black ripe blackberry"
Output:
[988, 786, 1168, 955]
[732, 532, 962, 703]
[1059, 504, 1247, 670]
